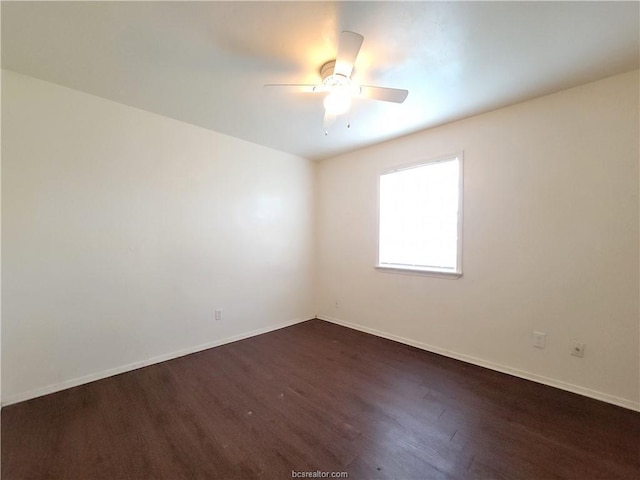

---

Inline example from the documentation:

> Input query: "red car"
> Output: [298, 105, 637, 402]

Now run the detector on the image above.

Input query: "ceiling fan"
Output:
[264, 31, 409, 135]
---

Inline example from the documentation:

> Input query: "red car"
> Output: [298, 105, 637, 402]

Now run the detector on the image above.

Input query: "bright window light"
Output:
[378, 155, 463, 275]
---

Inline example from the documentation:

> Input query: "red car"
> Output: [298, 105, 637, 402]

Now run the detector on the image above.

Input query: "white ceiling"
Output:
[2, 1, 639, 161]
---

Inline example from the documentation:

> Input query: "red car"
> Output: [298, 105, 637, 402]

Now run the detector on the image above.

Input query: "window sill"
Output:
[375, 264, 463, 279]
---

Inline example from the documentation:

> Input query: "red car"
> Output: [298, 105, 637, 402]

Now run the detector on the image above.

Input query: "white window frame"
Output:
[375, 153, 464, 278]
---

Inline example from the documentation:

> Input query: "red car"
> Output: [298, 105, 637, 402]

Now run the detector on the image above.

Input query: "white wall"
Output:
[3, 69, 638, 411]
[316, 71, 640, 410]
[0, 10, 4, 462]
[1, 70, 316, 405]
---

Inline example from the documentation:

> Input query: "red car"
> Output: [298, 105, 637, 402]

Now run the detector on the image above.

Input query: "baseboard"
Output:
[1, 316, 313, 407]
[317, 315, 640, 412]
[6, 315, 638, 412]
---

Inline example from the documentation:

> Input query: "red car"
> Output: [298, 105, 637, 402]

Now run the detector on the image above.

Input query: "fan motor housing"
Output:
[320, 60, 355, 91]
[320, 60, 338, 81]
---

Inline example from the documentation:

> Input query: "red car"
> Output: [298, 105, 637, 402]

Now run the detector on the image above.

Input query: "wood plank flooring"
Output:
[2, 319, 639, 479]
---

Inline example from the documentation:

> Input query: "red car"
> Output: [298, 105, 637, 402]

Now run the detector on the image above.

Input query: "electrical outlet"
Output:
[571, 340, 585, 357]
[532, 331, 547, 349]
[215, 309, 223, 321]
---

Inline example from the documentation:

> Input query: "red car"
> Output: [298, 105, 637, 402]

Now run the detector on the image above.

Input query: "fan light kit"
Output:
[319, 61, 360, 115]
[265, 31, 409, 135]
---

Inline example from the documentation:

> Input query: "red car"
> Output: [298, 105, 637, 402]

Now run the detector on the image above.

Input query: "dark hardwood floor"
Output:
[2, 319, 639, 479]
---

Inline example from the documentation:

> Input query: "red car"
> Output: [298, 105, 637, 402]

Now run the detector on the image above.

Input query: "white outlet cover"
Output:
[532, 331, 547, 349]
[571, 340, 585, 357]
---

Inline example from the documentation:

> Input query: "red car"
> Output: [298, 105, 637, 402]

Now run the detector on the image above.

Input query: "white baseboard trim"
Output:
[2, 316, 313, 407]
[317, 315, 640, 412]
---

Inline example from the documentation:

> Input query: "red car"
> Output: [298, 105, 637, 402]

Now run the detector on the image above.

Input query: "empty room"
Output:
[1, 1, 639, 479]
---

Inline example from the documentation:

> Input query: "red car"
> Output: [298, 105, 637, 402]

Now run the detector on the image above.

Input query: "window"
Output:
[377, 154, 463, 277]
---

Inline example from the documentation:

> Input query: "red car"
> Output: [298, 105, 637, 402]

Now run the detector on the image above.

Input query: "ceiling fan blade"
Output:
[322, 111, 337, 135]
[334, 31, 364, 78]
[360, 85, 409, 103]
[263, 84, 319, 94]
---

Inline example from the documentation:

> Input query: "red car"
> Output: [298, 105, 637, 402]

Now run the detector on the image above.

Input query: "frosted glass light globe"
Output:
[323, 91, 351, 115]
